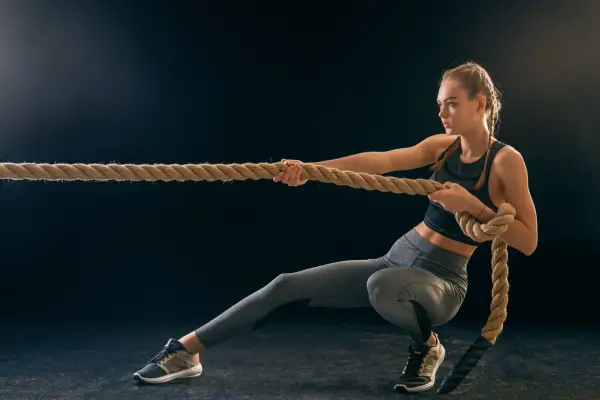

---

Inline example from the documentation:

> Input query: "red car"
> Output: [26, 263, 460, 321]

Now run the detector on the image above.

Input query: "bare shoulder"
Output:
[492, 144, 528, 174]
[487, 143, 532, 210]
[381, 133, 459, 173]
[490, 144, 530, 188]
[420, 133, 460, 159]
[424, 133, 460, 148]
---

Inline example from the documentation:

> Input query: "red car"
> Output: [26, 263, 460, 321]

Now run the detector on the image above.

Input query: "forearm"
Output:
[469, 200, 536, 256]
[311, 152, 388, 175]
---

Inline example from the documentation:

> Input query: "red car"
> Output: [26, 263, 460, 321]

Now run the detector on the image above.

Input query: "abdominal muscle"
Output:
[414, 221, 477, 258]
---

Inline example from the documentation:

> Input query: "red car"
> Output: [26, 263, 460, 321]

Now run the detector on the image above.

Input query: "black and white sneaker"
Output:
[393, 333, 445, 393]
[133, 338, 203, 384]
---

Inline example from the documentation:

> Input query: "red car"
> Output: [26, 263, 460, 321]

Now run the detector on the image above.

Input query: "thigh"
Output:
[276, 259, 388, 308]
[368, 266, 463, 326]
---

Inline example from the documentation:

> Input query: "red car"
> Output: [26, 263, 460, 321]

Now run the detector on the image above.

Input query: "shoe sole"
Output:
[133, 363, 204, 384]
[393, 343, 446, 394]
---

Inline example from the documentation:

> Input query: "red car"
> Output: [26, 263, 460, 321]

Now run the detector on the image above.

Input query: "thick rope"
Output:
[0, 161, 514, 393]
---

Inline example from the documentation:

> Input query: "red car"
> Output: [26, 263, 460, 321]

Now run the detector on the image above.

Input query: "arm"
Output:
[313, 134, 457, 175]
[467, 147, 538, 256]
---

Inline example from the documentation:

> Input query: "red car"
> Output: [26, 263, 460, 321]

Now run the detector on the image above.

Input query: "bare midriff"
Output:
[414, 221, 477, 259]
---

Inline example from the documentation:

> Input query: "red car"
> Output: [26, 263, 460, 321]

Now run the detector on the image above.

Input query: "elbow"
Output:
[522, 247, 536, 256]
[521, 237, 538, 256]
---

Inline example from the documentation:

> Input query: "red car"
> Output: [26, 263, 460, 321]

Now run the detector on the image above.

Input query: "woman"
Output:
[133, 62, 538, 393]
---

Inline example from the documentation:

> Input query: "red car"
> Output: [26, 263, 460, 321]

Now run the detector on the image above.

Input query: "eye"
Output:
[437, 102, 457, 109]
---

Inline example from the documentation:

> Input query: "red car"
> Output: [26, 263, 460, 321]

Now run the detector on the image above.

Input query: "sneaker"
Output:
[393, 333, 445, 393]
[133, 338, 203, 384]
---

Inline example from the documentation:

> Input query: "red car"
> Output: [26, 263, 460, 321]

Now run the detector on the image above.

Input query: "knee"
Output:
[367, 270, 416, 327]
[263, 273, 297, 300]
[366, 269, 447, 323]
[367, 268, 420, 301]
[366, 269, 395, 305]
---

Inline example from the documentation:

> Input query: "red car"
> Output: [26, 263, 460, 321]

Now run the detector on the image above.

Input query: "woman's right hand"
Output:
[273, 159, 308, 187]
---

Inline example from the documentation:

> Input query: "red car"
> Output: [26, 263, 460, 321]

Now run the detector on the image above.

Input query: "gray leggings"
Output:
[195, 229, 469, 346]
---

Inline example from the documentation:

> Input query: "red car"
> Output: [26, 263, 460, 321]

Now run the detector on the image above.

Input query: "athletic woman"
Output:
[133, 62, 538, 393]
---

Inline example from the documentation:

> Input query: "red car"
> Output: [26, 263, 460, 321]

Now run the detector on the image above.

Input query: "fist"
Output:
[427, 181, 477, 214]
[273, 159, 308, 187]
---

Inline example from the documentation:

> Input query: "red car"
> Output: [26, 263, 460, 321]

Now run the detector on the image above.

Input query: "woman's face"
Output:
[437, 79, 483, 135]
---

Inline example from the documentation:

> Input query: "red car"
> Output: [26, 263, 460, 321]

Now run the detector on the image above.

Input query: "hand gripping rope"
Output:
[0, 161, 515, 394]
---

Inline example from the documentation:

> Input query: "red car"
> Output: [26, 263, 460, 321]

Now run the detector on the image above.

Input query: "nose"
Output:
[438, 105, 448, 119]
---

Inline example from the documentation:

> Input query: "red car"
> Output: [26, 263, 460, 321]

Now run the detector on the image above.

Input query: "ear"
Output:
[477, 95, 487, 113]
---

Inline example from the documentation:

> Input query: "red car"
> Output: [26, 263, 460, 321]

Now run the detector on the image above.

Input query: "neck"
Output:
[458, 128, 491, 160]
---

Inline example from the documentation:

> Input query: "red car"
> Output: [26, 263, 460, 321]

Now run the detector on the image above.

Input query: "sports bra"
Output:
[423, 137, 507, 246]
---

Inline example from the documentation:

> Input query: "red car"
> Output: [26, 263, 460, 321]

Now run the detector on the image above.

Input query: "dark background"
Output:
[0, 0, 598, 332]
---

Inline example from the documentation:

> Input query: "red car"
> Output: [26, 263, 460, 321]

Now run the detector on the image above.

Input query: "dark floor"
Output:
[1, 319, 599, 400]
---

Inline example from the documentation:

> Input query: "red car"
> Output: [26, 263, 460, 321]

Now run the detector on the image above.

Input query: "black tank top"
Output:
[423, 137, 507, 246]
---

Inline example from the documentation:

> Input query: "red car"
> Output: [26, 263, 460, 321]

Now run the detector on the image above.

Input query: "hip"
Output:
[379, 227, 469, 292]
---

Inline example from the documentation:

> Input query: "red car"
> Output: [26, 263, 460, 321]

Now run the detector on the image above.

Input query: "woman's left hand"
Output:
[428, 182, 479, 214]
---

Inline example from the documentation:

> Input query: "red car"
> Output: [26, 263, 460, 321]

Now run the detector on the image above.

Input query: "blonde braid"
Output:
[430, 137, 460, 172]
[474, 75, 499, 190]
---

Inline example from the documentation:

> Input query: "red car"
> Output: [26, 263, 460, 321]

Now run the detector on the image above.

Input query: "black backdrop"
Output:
[0, 1, 598, 330]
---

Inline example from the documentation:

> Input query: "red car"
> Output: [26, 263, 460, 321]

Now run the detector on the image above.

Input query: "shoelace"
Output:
[402, 346, 428, 376]
[419, 352, 438, 375]
[148, 346, 176, 364]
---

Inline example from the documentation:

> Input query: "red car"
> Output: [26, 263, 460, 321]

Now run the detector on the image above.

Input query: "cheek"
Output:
[451, 109, 473, 126]
[449, 108, 462, 124]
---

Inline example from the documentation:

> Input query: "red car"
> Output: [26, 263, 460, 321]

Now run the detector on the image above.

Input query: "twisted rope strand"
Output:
[0, 161, 515, 393]
[0, 162, 446, 194]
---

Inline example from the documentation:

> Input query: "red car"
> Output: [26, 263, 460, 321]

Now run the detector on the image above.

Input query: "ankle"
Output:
[425, 332, 437, 347]
[178, 332, 205, 355]
[190, 353, 200, 365]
